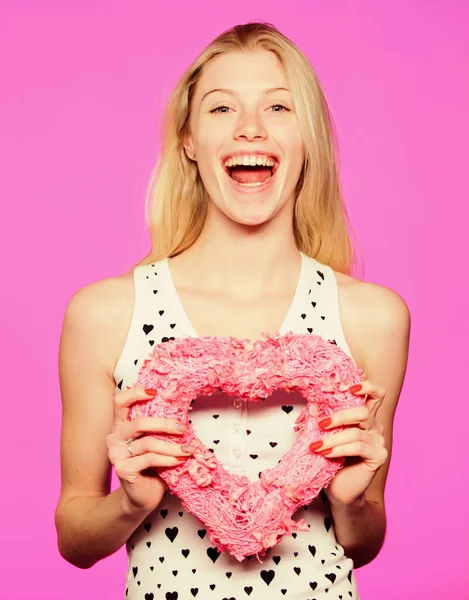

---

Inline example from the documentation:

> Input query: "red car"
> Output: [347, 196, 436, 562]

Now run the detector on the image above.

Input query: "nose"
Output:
[233, 110, 267, 142]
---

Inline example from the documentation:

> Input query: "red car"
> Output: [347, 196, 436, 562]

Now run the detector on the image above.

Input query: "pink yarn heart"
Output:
[131, 332, 365, 562]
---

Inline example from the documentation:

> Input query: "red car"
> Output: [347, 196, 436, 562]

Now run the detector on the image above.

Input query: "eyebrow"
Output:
[200, 87, 290, 103]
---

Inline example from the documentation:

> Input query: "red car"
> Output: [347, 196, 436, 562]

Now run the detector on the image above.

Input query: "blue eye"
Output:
[210, 105, 231, 113]
[210, 104, 290, 114]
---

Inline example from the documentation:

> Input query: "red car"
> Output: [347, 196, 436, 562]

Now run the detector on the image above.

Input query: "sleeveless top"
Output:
[113, 252, 361, 600]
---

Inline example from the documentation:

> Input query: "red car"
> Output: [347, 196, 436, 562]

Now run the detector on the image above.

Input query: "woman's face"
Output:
[185, 49, 305, 227]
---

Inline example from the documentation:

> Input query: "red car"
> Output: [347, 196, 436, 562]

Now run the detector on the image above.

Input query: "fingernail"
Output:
[309, 441, 324, 452]
[349, 384, 362, 394]
[318, 448, 333, 456]
[175, 423, 187, 431]
[182, 445, 196, 454]
[318, 417, 332, 429]
[144, 388, 157, 397]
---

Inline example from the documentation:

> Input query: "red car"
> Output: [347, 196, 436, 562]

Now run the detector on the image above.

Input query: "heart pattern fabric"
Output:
[131, 332, 364, 561]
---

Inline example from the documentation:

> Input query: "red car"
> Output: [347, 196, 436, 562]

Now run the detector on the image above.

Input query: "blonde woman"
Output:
[55, 22, 410, 600]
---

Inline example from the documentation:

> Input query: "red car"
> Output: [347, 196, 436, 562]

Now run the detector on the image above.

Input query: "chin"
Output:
[222, 197, 288, 228]
[206, 167, 295, 228]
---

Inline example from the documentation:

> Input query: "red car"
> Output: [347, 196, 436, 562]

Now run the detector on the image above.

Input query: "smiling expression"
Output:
[185, 49, 306, 227]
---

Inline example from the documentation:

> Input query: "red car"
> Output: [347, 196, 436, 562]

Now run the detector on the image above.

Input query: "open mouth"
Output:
[222, 155, 280, 187]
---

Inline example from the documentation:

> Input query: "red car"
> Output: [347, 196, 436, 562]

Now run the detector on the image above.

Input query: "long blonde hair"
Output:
[133, 22, 362, 276]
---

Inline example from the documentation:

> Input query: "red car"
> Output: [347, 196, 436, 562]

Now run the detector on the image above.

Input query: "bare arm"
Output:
[54, 278, 191, 569]
[56, 490, 152, 570]
[330, 282, 411, 567]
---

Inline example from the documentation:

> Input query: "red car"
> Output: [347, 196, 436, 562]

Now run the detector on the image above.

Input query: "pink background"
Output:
[1, 1, 468, 598]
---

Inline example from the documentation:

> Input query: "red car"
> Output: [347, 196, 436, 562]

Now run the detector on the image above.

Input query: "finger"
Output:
[123, 416, 188, 439]
[108, 436, 195, 464]
[316, 440, 389, 465]
[106, 417, 187, 450]
[114, 453, 188, 482]
[318, 405, 370, 430]
[351, 380, 386, 400]
[310, 428, 382, 453]
[126, 436, 199, 459]
[113, 387, 158, 425]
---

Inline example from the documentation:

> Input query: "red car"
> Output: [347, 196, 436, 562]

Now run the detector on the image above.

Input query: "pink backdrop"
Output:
[1, 1, 468, 598]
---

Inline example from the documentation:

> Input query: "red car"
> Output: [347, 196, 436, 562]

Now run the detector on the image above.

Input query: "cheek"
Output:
[276, 125, 305, 164]
[286, 144, 306, 180]
[193, 129, 226, 180]
[195, 118, 229, 153]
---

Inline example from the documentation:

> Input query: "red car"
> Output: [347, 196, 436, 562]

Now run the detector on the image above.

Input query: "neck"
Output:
[170, 207, 301, 297]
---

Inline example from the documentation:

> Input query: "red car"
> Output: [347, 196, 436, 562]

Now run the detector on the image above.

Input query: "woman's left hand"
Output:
[310, 380, 389, 507]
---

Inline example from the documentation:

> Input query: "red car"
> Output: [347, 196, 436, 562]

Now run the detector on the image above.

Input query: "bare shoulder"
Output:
[63, 271, 135, 380]
[56, 272, 136, 508]
[334, 271, 411, 374]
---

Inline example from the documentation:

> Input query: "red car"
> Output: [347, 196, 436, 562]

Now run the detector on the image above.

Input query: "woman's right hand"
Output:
[106, 387, 195, 516]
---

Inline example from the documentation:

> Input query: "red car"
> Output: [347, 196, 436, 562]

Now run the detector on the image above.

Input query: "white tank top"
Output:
[113, 252, 361, 600]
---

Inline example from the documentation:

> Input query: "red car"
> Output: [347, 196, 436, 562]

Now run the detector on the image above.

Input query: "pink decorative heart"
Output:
[131, 332, 364, 561]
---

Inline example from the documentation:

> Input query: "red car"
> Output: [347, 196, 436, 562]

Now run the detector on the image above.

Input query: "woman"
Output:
[55, 22, 410, 600]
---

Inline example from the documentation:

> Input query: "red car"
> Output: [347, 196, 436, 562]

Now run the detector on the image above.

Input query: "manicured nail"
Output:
[318, 448, 333, 456]
[309, 441, 324, 452]
[349, 384, 362, 394]
[144, 388, 157, 396]
[182, 445, 196, 454]
[318, 417, 332, 429]
[175, 423, 187, 431]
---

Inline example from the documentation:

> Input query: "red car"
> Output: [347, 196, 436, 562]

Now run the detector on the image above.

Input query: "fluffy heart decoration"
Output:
[130, 332, 365, 561]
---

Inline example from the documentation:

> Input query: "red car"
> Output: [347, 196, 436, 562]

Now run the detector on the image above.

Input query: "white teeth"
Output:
[223, 155, 276, 168]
